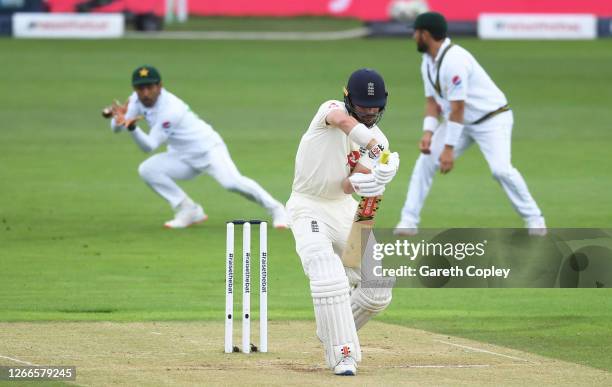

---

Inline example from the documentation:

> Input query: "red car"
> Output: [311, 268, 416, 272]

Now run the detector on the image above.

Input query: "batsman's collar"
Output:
[414, 12, 447, 37]
[132, 65, 161, 86]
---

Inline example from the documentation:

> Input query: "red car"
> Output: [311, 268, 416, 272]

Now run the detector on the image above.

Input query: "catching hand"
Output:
[111, 99, 129, 126]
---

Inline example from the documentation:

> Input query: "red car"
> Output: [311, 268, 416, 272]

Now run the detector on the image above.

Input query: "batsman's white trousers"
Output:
[400, 111, 543, 225]
[137, 142, 281, 211]
[286, 193, 357, 264]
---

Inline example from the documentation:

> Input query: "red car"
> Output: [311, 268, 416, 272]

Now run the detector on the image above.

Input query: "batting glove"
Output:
[349, 173, 385, 197]
[373, 152, 400, 185]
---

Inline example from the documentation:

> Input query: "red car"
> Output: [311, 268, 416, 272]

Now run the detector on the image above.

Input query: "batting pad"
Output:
[311, 276, 362, 368]
[351, 281, 393, 330]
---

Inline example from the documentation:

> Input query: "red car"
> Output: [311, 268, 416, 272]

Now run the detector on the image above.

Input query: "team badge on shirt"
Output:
[347, 150, 361, 170]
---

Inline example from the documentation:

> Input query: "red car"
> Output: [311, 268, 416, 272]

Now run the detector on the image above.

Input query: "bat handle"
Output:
[380, 150, 391, 165]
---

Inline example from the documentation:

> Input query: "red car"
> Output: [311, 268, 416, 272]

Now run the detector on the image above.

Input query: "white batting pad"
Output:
[351, 279, 394, 330]
[309, 252, 362, 368]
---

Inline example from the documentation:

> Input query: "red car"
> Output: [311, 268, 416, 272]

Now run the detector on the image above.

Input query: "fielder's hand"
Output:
[349, 173, 385, 197]
[420, 131, 433, 154]
[373, 152, 400, 185]
[439, 146, 454, 174]
[111, 99, 129, 125]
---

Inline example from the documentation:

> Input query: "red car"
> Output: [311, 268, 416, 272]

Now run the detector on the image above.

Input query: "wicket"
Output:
[225, 220, 268, 354]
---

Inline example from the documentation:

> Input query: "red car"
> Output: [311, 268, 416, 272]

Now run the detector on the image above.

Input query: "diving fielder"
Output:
[106, 65, 288, 229]
[287, 69, 400, 375]
[395, 12, 546, 236]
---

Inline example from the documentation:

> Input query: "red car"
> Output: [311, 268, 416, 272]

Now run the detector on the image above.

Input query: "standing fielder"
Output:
[287, 69, 400, 375]
[395, 13, 546, 236]
[106, 65, 288, 229]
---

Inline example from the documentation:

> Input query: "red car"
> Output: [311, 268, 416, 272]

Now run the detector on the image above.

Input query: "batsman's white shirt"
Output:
[288, 100, 388, 230]
[125, 88, 222, 154]
[422, 38, 508, 124]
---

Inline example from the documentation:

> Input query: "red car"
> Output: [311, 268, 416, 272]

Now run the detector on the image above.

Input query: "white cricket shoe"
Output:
[271, 205, 289, 229]
[164, 202, 207, 229]
[393, 219, 418, 236]
[526, 216, 547, 236]
[334, 357, 357, 376]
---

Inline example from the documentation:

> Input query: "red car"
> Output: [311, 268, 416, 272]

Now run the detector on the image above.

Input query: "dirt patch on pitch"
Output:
[0, 321, 610, 386]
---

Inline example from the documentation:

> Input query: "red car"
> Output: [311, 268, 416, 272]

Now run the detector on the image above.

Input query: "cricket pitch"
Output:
[1, 321, 610, 386]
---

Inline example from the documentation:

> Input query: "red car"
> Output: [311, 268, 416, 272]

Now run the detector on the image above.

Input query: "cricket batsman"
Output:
[104, 65, 288, 229]
[287, 69, 400, 375]
[395, 12, 547, 236]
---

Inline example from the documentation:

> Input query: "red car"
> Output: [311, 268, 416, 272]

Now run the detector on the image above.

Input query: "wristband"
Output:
[423, 116, 438, 132]
[444, 121, 464, 147]
[347, 123, 373, 148]
[127, 122, 137, 131]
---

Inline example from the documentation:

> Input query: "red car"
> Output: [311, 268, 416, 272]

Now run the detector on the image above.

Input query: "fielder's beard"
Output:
[416, 40, 428, 53]
[140, 97, 157, 107]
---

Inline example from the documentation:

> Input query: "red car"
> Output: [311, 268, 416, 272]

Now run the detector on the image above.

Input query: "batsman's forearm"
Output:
[342, 178, 355, 195]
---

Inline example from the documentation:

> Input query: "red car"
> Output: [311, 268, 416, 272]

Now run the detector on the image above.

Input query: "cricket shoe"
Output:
[164, 203, 207, 229]
[526, 216, 547, 236]
[333, 357, 357, 376]
[393, 218, 418, 236]
[271, 205, 289, 229]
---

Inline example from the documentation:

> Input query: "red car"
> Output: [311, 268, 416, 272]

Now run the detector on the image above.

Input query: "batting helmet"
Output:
[344, 68, 388, 127]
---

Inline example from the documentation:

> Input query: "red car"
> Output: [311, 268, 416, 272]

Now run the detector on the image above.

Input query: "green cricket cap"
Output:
[414, 12, 448, 39]
[132, 65, 161, 86]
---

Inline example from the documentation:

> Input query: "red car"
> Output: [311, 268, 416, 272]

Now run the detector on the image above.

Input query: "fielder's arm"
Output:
[439, 100, 466, 174]
[420, 97, 442, 154]
[448, 100, 465, 127]
[424, 96, 440, 118]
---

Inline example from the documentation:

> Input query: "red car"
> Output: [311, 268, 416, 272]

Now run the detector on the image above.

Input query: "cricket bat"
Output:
[341, 150, 390, 268]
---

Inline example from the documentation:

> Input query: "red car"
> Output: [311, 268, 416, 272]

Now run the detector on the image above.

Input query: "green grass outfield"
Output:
[1, 36, 611, 372]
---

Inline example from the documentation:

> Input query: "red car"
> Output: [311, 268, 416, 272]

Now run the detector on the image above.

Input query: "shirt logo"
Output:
[346, 150, 361, 169]
[452, 75, 462, 86]
[368, 144, 385, 160]
[340, 345, 351, 357]
[311, 220, 319, 233]
[162, 121, 171, 129]
[367, 82, 375, 96]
